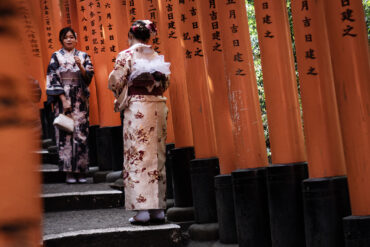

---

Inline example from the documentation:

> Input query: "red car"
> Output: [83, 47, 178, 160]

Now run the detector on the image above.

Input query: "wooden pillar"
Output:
[90, 0, 121, 127]
[291, 0, 346, 178]
[0, 1, 42, 246]
[38, 0, 63, 78]
[141, 0, 176, 144]
[157, 0, 193, 148]
[218, 0, 268, 168]
[324, 0, 370, 216]
[254, 0, 306, 164]
[17, 0, 47, 108]
[195, 0, 236, 174]
[111, 1, 129, 51]
[172, 0, 217, 158]
[75, 0, 100, 127]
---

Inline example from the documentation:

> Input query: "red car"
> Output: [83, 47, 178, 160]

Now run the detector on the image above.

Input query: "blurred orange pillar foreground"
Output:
[218, 0, 268, 169]
[0, 2, 42, 246]
[254, 0, 306, 164]
[291, 0, 346, 178]
[324, 0, 370, 216]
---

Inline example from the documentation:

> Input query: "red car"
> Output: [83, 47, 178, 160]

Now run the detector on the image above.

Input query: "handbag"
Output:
[53, 113, 74, 133]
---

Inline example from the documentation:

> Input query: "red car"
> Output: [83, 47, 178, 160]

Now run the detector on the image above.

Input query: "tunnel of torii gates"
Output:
[0, 0, 369, 246]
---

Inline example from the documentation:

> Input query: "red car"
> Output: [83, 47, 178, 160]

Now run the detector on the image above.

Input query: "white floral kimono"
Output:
[108, 44, 170, 210]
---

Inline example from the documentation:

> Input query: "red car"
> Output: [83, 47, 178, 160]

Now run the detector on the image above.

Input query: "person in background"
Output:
[108, 20, 170, 224]
[46, 27, 94, 184]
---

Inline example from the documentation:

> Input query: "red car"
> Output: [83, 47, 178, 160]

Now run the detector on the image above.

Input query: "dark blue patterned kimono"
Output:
[46, 48, 94, 173]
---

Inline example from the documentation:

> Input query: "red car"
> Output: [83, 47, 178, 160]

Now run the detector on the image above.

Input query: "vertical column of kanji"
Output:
[0, 1, 41, 246]
[75, 0, 100, 127]
[141, 0, 175, 144]
[127, 0, 145, 24]
[111, 0, 129, 51]
[92, 0, 121, 127]
[157, 0, 193, 148]
[17, 0, 47, 108]
[291, 1, 350, 247]
[218, 0, 267, 169]
[323, 0, 370, 244]
[39, 0, 61, 74]
[254, 0, 306, 164]
[195, 0, 235, 174]
[101, 0, 120, 71]
[174, 0, 217, 159]
[218, 1, 271, 246]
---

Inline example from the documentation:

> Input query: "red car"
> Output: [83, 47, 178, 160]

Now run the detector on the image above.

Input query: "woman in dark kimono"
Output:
[46, 27, 94, 184]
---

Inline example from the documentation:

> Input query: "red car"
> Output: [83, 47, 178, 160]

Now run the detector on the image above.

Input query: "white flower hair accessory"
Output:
[142, 20, 157, 36]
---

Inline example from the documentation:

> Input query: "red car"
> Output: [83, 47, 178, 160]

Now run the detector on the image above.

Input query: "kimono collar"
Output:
[61, 48, 78, 56]
[129, 43, 154, 55]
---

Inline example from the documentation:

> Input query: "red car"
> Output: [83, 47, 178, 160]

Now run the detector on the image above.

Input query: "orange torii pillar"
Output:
[171, 0, 221, 225]
[85, 0, 122, 172]
[75, 0, 101, 168]
[18, 0, 47, 108]
[196, 0, 239, 243]
[97, 0, 126, 172]
[196, 0, 236, 175]
[110, 1, 129, 51]
[141, 0, 176, 146]
[157, 0, 195, 212]
[291, 1, 350, 247]
[0, 2, 42, 246]
[217, 1, 270, 246]
[323, 0, 370, 245]
[38, 0, 64, 142]
[254, 1, 308, 246]
[254, 0, 306, 164]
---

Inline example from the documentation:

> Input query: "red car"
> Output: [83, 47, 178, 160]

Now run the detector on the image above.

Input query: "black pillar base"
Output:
[165, 143, 175, 199]
[190, 157, 220, 224]
[302, 176, 351, 247]
[215, 175, 237, 244]
[88, 125, 99, 167]
[110, 126, 123, 171]
[267, 162, 308, 247]
[96, 126, 123, 172]
[343, 215, 370, 247]
[232, 167, 271, 247]
[170, 146, 195, 207]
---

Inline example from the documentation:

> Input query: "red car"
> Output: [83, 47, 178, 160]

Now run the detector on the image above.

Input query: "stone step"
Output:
[35, 150, 58, 164]
[43, 208, 183, 247]
[42, 180, 123, 212]
[41, 164, 99, 184]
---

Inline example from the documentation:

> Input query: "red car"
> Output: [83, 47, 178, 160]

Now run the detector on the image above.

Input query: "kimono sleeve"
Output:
[46, 52, 63, 103]
[108, 51, 132, 98]
[82, 53, 94, 85]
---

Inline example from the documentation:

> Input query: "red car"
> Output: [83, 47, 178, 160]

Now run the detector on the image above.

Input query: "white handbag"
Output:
[53, 114, 74, 133]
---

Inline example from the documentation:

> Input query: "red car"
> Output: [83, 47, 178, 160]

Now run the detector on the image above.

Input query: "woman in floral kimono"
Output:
[46, 27, 94, 184]
[108, 20, 170, 224]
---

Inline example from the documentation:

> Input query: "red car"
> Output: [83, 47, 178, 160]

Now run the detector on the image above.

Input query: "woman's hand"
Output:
[74, 56, 82, 69]
[59, 94, 71, 114]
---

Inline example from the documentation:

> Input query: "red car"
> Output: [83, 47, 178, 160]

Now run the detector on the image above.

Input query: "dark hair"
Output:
[128, 20, 151, 42]
[59, 27, 77, 45]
